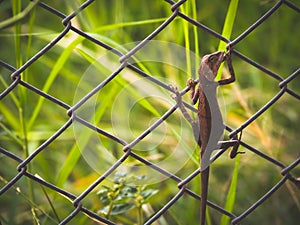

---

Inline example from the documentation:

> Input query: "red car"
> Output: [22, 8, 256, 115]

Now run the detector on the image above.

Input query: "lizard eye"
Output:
[208, 56, 215, 62]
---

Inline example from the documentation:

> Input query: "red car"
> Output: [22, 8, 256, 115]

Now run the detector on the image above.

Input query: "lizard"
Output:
[171, 48, 242, 225]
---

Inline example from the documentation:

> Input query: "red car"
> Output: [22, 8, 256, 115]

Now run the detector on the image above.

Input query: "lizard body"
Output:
[172, 49, 240, 225]
[193, 51, 226, 225]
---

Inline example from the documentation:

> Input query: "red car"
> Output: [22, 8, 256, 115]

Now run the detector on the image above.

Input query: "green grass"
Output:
[216, 0, 239, 80]
[0, 0, 299, 224]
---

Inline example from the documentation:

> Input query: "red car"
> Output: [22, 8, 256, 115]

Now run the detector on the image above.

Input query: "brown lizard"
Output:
[172, 49, 241, 225]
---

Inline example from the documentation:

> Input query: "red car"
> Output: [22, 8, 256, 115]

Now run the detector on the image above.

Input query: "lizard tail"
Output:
[200, 167, 209, 225]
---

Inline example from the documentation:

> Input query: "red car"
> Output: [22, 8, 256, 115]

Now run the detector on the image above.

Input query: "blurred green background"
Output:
[0, 0, 299, 224]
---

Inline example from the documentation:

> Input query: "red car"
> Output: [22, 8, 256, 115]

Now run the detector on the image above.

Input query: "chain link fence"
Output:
[0, 0, 300, 224]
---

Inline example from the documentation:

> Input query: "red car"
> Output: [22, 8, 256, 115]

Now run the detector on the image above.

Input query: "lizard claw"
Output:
[186, 78, 196, 88]
[169, 83, 178, 92]
[225, 44, 233, 58]
[169, 84, 181, 100]
[229, 132, 245, 159]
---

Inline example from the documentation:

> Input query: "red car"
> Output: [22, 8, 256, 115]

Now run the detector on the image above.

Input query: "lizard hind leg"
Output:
[218, 131, 245, 159]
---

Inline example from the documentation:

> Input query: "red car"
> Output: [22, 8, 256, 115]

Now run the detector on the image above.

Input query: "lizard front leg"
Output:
[170, 84, 201, 146]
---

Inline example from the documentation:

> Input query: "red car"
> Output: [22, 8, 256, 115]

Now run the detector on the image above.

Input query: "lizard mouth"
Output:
[205, 51, 225, 80]
[199, 51, 226, 82]
[215, 51, 225, 68]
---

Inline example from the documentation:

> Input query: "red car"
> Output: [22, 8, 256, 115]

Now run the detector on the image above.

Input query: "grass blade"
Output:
[216, 0, 239, 80]
[220, 153, 241, 225]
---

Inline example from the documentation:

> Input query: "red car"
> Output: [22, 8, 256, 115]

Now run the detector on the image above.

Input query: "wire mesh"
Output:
[0, 0, 299, 224]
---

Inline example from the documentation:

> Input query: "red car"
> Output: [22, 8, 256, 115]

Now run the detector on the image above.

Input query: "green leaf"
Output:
[119, 186, 138, 198]
[28, 37, 84, 130]
[0, 0, 40, 30]
[220, 153, 241, 225]
[140, 189, 158, 202]
[97, 189, 111, 205]
[98, 203, 135, 215]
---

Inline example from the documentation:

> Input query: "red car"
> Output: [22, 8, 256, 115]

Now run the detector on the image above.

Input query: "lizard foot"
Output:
[169, 84, 182, 103]
[186, 78, 196, 89]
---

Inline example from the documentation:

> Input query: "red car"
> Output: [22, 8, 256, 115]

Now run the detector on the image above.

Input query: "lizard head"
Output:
[200, 51, 225, 81]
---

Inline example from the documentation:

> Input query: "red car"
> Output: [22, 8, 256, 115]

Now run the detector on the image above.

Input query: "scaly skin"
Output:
[193, 51, 225, 225]
[172, 49, 239, 225]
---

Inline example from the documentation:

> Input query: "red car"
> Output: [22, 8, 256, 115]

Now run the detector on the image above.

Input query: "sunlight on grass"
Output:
[0, 0, 299, 224]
